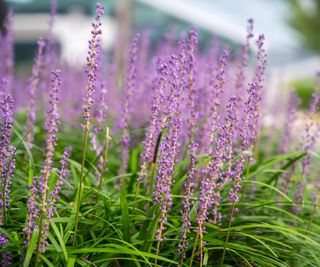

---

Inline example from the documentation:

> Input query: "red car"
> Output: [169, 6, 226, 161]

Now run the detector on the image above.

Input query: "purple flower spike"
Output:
[234, 18, 254, 104]
[25, 38, 46, 147]
[39, 69, 61, 196]
[153, 54, 183, 242]
[138, 58, 168, 184]
[119, 34, 140, 175]
[82, 3, 104, 130]
[25, 69, 61, 250]
[178, 30, 200, 257]
[201, 48, 229, 154]
[186, 29, 198, 138]
[0, 94, 14, 225]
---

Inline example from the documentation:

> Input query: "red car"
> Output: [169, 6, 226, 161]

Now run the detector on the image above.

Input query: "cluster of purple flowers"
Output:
[1, 2, 320, 265]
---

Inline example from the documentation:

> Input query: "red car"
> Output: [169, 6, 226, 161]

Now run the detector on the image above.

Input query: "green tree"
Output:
[288, 0, 320, 52]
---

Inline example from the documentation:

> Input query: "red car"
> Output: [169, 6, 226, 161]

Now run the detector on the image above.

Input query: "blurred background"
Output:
[1, 0, 320, 106]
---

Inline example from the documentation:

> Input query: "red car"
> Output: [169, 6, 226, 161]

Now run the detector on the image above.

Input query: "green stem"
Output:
[154, 219, 164, 267]
[189, 230, 200, 267]
[34, 210, 45, 265]
[179, 241, 185, 267]
[131, 181, 141, 219]
[35, 162, 55, 264]
[306, 204, 317, 231]
[199, 227, 203, 267]
[220, 200, 236, 267]
[35, 178, 51, 264]
[98, 127, 111, 191]
[73, 124, 89, 247]
[1, 147, 17, 225]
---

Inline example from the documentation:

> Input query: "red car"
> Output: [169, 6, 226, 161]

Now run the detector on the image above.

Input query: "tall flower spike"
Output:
[197, 97, 236, 229]
[229, 37, 266, 207]
[39, 69, 61, 196]
[186, 29, 198, 139]
[0, 94, 14, 225]
[232, 18, 254, 140]
[73, 3, 105, 247]
[242, 34, 266, 157]
[82, 3, 104, 130]
[48, 0, 57, 49]
[202, 48, 229, 154]
[25, 38, 46, 148]
[234, 18, 254, 100]
[153, 54, 183, 245]
[45, 0, 58, 69]
[212, 96, 238, 224]
[119, 34, 140, 175]
[138, 58, 168, 184]
[178, 30, 199, 259]
[35, 69, 61, 257]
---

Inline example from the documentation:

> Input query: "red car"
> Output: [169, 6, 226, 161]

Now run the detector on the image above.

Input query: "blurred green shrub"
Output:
[290, 77, 316, 109]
